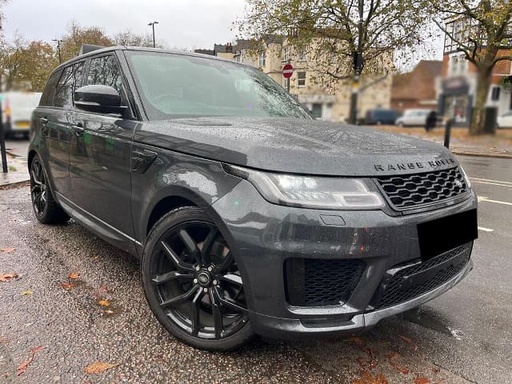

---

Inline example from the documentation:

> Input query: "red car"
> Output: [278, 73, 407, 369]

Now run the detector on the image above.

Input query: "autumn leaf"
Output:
[21, 290, 33, 296]
[389, 360, 410, 375]
[415, 378, 430, 384]
[97, 298, 110, 307]
[59, 282, 74, 291]
[0, 273, 19, 282]
[68, 272, 80, 280]
[84, 361, 118, 374]
[398, 335, 418, 351]
[352, 370, 389, 384]
[0, 247, 15, 253]
[16, 346, 45, 376]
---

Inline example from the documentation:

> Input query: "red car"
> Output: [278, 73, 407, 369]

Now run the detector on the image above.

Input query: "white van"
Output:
[394, 109, 431, 127]
[1, 92, 42, 139]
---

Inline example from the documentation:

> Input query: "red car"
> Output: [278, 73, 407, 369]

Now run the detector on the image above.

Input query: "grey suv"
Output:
[29, 46, 478, 351]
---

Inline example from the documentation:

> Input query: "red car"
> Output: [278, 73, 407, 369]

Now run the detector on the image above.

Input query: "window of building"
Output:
[297, 51, 307, 61]
[448, 54, 468, 76]
[54, 62, 85, 108]
[297, 71, 306, 87]
[258, 51, 266, 68]
[491, 86, 501, 101]
[311, 103, 322, 119]
[283, 46, 290, 62]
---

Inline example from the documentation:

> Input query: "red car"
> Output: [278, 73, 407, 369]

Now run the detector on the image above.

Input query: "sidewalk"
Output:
[1, 126, 511, 188]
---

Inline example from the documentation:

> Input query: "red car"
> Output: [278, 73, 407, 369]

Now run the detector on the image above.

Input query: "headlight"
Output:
[225, 165, 385, 210]
[459, 166, 472, 188]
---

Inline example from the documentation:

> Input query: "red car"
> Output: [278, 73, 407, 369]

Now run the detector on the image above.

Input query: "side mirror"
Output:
[74, 85, 127, 114]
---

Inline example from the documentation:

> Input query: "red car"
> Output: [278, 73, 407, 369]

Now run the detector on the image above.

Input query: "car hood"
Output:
[133, 116, 458, 176]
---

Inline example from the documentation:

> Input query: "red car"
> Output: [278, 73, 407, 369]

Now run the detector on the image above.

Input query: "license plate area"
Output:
[418, 209, 477, 261]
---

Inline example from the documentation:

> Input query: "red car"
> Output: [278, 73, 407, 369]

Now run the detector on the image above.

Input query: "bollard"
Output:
[0, 99, 8, 173]
[444, 118, 454, 149]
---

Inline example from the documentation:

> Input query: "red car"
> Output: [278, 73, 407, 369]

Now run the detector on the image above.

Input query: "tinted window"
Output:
[40, 70, 61, 106]
[126, 51, 310, 120]
[86, 55, 123, 92]
[54, 62, 85, 108]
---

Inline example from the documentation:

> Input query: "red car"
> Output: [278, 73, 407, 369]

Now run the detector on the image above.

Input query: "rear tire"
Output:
[29, 155, 69, 224]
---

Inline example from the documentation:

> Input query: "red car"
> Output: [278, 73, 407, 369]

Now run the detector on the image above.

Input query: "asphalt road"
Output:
[0, 140, 511, 383]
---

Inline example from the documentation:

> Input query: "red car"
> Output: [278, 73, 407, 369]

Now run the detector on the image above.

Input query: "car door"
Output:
[34, 62, 84, 198]
[69, 54, 137, 248]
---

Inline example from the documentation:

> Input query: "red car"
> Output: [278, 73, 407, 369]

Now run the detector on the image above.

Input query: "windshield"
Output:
[125, 51, 311, 120]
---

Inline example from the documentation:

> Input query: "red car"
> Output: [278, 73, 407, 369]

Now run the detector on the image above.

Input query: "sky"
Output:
[1, 0, 247, 50]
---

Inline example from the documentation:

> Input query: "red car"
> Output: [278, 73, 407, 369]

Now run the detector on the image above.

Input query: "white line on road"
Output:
[478, 226, 494, 232]
[471, 178, 512, 188]
[478, 196, 512, 207]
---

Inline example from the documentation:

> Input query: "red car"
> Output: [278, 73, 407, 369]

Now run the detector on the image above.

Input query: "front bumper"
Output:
[211, 179, 477, 339]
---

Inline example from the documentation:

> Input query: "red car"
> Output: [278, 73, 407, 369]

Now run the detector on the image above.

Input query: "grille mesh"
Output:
[373, 244, 471, 310]
[376, 167, 468, 211]
[285, 258, 365, 307]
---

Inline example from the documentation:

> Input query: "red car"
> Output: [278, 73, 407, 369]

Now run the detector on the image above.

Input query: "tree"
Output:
[112, 30, 156, 48]
[430, 0, 512, 135]
[58, 21, 113, 62]
[238, 0, 438, 122]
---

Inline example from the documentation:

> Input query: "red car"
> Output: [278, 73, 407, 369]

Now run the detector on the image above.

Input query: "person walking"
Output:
[425, 110, 437, 132]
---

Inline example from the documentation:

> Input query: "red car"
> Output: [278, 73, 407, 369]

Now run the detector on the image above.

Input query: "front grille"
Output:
[284, 258, 366, 307]
[375, 167, 469, 211]
[372, 244, 471, 310]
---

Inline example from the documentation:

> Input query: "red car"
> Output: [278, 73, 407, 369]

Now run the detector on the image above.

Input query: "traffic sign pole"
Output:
[282, 64, 294, 94]
[0, 99, 8, 173]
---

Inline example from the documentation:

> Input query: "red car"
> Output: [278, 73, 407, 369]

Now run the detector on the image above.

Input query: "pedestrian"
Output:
[425, 110, 437, 132]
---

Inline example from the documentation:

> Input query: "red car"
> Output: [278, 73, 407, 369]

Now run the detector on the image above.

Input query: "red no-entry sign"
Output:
[282, 64, 294, 78]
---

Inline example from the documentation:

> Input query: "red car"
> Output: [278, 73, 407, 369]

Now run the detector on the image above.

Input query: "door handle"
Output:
[72, 122, 85, 136]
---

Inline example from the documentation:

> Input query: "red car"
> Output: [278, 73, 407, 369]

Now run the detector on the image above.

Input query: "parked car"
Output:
[29, 46, 478, 351]
[395, 109, 431, 127]
[1, 91, 42, 139]
[496, 111, 512, 128]
[364, 108, 401, 125]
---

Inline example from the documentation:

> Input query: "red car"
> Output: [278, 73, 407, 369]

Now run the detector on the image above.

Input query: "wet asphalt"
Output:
[0, 154, 511, 383]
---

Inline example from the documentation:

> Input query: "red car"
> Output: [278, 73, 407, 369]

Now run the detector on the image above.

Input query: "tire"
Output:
[142, 206, 254, 351]
[397, 122, 404, 127]
[29, 155, 69, 224]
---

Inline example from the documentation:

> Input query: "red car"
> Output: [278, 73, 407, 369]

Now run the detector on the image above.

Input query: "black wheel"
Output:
[142, 207, 253, 351]
[30, 155, 69, 224]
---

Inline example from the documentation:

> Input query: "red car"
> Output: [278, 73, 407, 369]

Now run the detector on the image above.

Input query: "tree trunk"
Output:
[470, 69, 493, 135]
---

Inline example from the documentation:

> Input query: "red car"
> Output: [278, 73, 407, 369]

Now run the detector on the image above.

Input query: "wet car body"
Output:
[29, 47, 477, 350]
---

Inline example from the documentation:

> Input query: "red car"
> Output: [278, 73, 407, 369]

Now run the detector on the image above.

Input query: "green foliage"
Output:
[238, 0, 439, 86]
[59, 21, 113, 62]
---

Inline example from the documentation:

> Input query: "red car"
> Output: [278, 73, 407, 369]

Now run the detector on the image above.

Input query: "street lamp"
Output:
[148, 21, 159, 48]
[52, 39, 63, 63]
[349, 0, 364, 125]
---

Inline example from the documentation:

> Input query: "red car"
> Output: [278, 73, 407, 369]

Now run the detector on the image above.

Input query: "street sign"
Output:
[282, 64, 294, 79]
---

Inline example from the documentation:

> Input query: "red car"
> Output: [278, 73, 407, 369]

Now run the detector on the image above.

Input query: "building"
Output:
[391, 60, 442, 112]
[438, 17, 512, 125]
[196, 38, 393, 122]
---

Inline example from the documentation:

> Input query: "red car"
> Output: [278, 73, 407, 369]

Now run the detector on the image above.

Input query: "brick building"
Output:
[391, 60, 442, 112]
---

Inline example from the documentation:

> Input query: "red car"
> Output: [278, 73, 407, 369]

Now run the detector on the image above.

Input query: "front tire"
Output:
[29, 155, 69, 224]
[142, 206, 253, 351]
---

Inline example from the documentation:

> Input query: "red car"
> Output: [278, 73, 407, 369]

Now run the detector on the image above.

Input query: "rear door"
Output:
[69, 53, 137, 247]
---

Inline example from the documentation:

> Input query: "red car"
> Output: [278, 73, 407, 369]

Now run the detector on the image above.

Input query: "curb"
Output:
[450, 149, 512, 159]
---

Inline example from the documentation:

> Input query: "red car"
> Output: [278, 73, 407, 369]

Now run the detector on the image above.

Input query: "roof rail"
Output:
[79, 44, 105, 56]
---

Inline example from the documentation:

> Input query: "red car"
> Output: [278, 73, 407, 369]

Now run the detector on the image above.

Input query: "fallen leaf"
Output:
[68, 272, 80, 280]
[352, 370, 389, 384]
[0, 273, 19, 282]
[389, 360, 410, 375]
[97, 298, 110, 307]
[345, 336, 365, 344]
[21, 290, 33, 296]
[398, 335, 418, 351]
[415, 378, 430, 384]
[84, 361, 118, 374]
[59, 282, 74, 291]
[0, 247, 15, 253]
[16, 346, 45, 376]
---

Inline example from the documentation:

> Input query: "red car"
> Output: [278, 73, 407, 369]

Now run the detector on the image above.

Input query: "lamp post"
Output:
[52, 39, 63, 63]
[349, 0, 364, 125]
[148, 21, 159, 48]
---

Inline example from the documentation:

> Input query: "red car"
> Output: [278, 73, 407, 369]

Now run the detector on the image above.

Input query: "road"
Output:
[0, 140, 511, 383]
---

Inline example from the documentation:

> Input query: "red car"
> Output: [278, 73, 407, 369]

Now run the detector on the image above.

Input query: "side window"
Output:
[54, 62, 85, 108]
[86, 55, 123, 92]
[39, 70, 61, 106]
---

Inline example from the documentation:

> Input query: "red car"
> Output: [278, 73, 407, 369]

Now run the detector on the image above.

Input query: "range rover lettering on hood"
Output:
[374, 157, 456, 172]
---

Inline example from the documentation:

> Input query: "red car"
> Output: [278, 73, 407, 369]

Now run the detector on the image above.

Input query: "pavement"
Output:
[1, 126, 511, 188]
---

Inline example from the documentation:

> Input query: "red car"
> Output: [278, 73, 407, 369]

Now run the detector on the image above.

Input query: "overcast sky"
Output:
[1, 0, 246, 50]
